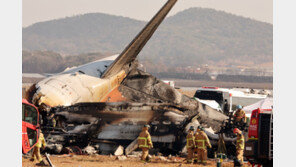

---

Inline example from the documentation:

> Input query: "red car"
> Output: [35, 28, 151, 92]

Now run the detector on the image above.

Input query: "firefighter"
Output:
[195, 126, 212, 165]
[234, 105, 246, 123]
[48, 113, 56, 129]
[138, 125, 153, 162]
[30, 129, 47, 166]
[186, 126, 195, 164]
[234, 128, 245, 166]
[193, 126, 201, 163]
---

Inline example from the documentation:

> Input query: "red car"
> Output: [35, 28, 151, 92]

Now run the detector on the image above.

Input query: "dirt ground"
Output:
[23, 155, 252, 167]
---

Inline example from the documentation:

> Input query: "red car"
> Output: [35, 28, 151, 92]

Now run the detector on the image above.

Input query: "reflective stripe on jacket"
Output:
[35, 133, 46, 148]
[186, 132, 195, 149]
[196, 139, 206, 149]
[234, 110, 246, 121]
[236, 134, 245, 150]
[138, 131, 152, 148]
[194, 131, 211, 149]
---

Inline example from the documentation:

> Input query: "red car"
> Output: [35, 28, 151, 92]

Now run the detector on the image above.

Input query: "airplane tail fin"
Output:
[101, 0, 178, 78]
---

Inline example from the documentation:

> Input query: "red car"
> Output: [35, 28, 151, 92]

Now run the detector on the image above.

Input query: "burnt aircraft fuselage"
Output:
[43, 69, 228, 155]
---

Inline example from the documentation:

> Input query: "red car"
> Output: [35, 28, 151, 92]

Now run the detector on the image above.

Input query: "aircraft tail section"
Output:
[101, 0, 178, 78]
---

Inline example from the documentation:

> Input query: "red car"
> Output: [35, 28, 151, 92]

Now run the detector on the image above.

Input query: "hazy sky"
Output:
[23, 0, 272, 27]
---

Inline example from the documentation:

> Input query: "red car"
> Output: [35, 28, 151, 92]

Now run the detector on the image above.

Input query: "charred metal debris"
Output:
[38, 69, 236, 156]
[43, 102, 195, 154]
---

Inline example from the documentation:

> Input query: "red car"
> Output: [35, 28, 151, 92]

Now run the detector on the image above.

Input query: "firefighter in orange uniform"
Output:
[138, 125, 153, 162]
[193, 126, 201, 163]
[234, 128, 245, 165]
[186, 126, 195, 164]
[234, 105, 246, 123]
[195, 126, 212, 165]
[30, 130, 47, 166]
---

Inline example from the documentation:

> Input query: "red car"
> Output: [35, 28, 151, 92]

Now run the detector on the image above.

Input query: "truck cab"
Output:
[245, 108, 273, 166]
[194, 87, 267, 114]
[22, 99, 40, 154]
[194, 87, 231, 113]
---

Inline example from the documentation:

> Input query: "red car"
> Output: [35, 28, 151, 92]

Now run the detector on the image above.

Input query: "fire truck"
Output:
[245, 108, 273, 166]
[22, 99, 40, 154]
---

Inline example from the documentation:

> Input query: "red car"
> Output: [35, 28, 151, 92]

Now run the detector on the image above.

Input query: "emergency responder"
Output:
[138, 125, 153, 162]
[186, 126, 195, 164]
[30, 129, 47, 166]
[193, 126, 201, 163]
[234, 105, 246, 123]
[195, 126, 212, 165]
[233, 128, 245, 166]
[48, 113, 56, 129]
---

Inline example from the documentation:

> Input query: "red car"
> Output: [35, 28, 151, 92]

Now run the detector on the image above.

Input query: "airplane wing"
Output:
[101, 0, 178, 78]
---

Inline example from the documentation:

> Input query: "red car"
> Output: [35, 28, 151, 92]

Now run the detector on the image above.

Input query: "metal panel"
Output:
[258, 113, 272, 159]
[45, 78, 80, 103]
[244, 140, 258, 157]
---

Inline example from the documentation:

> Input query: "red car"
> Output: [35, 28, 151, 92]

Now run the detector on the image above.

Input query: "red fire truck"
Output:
[22, 99, 40, 154]
[245, 108, 273, 167]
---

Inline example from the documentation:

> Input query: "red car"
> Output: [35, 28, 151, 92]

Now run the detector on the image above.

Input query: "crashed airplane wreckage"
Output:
[25, 0, 235, 156]
[43, 70, 229, 155]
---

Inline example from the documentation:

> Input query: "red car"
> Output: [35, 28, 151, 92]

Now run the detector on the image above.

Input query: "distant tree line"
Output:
[22, 50, 108, 73]
[23, 50, 273, 83]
